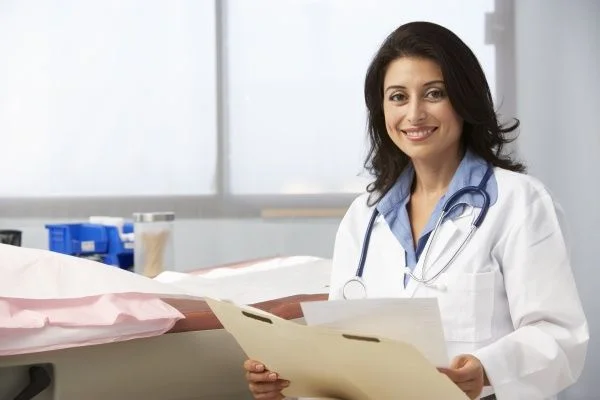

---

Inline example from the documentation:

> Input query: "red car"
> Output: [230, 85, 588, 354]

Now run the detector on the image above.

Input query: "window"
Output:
[0, 0, 512, 217]
[0, 0, 217, 197]
[225, 0, 497, 195]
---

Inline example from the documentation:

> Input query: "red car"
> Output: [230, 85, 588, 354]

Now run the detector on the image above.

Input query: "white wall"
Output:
[515, 1, 600, 398]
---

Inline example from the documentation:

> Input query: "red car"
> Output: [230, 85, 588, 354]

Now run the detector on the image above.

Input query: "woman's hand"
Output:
[243, 359, 290, 399]
[438, 354, 487, 399]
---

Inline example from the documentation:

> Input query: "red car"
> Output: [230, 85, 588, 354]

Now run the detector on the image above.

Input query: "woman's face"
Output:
[382, 56, 463, 165]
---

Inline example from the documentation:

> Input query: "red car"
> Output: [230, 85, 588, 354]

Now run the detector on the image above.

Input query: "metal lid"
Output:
[132, 212, 175, 223]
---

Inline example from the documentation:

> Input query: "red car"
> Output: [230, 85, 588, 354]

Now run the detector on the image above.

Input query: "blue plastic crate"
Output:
[104, 223, 134, 255]
[102, 252, 134, 270]
[123, 222, 133, 235]
[102, 222, 134, 269]
[45, 223, 109, 255]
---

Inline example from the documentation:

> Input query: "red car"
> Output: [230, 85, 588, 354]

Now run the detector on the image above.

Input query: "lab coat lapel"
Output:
[372, 219, 411, 298]
[405, 206, 473, 297]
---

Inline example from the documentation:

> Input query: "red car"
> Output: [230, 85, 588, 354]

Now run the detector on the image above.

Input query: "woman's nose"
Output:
[407, 100, 427, 124]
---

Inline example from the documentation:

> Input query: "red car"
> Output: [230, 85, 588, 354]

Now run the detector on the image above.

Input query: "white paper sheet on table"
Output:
[153, 257, 332, 304]
[0, 243, 198, 300]
[300, 298, 449, 367]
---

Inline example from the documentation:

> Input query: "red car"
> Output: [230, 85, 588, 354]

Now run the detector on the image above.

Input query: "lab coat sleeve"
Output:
[472, 190, 589, 399]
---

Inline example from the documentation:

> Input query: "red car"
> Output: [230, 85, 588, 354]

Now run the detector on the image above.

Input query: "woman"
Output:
[243, 21, 588, 400]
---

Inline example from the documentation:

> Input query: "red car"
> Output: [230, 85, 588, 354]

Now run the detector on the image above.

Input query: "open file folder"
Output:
[205, 297, 468, 400]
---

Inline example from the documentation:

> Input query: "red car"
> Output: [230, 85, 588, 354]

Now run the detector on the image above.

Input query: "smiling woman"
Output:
[380, 57, 466, 244]
[242, 20, 588, 400]
[363, 21, 525, 208]
[382, 58, 463, 171]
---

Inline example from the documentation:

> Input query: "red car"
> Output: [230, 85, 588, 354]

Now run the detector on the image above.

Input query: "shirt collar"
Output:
[376, 149, 493, 216]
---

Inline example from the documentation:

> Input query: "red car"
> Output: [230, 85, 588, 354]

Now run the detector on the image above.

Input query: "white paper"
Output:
[152, 270, 189, 283]
[154, 258, 332, 305]
[0, 243, 330, 303]
[0, 244, 199, 300]
[300, 297, 449, 366]
[198, 256, 325, 279]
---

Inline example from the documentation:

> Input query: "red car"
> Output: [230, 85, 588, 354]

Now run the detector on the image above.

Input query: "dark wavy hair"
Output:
[363, 21, 525, 205]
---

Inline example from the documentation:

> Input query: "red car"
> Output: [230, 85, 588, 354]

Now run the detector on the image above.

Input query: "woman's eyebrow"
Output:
[384, 80, 445, 94]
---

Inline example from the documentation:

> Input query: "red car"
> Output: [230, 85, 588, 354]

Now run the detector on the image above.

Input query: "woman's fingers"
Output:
[246, 370, 279, 383]
[244, 359, 266, 373]
[249, 379, 290, 393]
[253, 392, 284, 400]
[452, 379, 481, 400]
[243, 359, 290, 400]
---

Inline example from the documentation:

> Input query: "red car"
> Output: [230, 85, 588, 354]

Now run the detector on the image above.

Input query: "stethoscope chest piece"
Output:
[342, 277, 367, 300]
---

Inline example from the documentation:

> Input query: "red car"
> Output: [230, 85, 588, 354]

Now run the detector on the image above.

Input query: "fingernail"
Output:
[280, 381, 290, 388]
[255, 364, 264, 372]
[268, 372, 277, 380]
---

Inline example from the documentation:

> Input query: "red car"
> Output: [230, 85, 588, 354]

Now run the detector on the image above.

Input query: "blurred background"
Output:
[0, 0, 597, 398]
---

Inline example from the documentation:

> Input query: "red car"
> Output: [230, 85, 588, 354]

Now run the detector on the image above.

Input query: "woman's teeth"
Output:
[404, 128, 435, 138]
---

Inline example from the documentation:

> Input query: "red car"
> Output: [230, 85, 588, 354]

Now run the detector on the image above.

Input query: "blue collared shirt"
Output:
[375, 150, 498, 286]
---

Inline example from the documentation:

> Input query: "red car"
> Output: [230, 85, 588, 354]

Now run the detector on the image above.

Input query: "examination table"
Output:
[0, 257, 330, 400]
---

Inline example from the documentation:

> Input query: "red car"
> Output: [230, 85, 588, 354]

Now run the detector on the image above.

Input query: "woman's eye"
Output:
[426, 89, 446, 100]
[389, 93, 406, 102]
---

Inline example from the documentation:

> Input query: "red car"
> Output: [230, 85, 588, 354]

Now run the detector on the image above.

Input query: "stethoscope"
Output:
[342, 165, 493, 300]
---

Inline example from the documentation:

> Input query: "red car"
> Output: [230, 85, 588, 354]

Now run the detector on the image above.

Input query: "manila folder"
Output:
[205, 297, 467, 400]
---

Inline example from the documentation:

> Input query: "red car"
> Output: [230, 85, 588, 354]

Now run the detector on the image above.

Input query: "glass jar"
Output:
[132, 212, 175, 277]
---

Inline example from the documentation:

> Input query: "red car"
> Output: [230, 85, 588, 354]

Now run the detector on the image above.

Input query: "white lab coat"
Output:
[328, 167, 589, 400]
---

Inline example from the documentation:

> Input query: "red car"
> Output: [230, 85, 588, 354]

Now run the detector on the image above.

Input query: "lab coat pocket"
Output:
[438, 271, 495, 343]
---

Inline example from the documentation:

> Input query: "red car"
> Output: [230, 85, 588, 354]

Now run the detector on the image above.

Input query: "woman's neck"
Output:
[411, 151, 463, 198]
